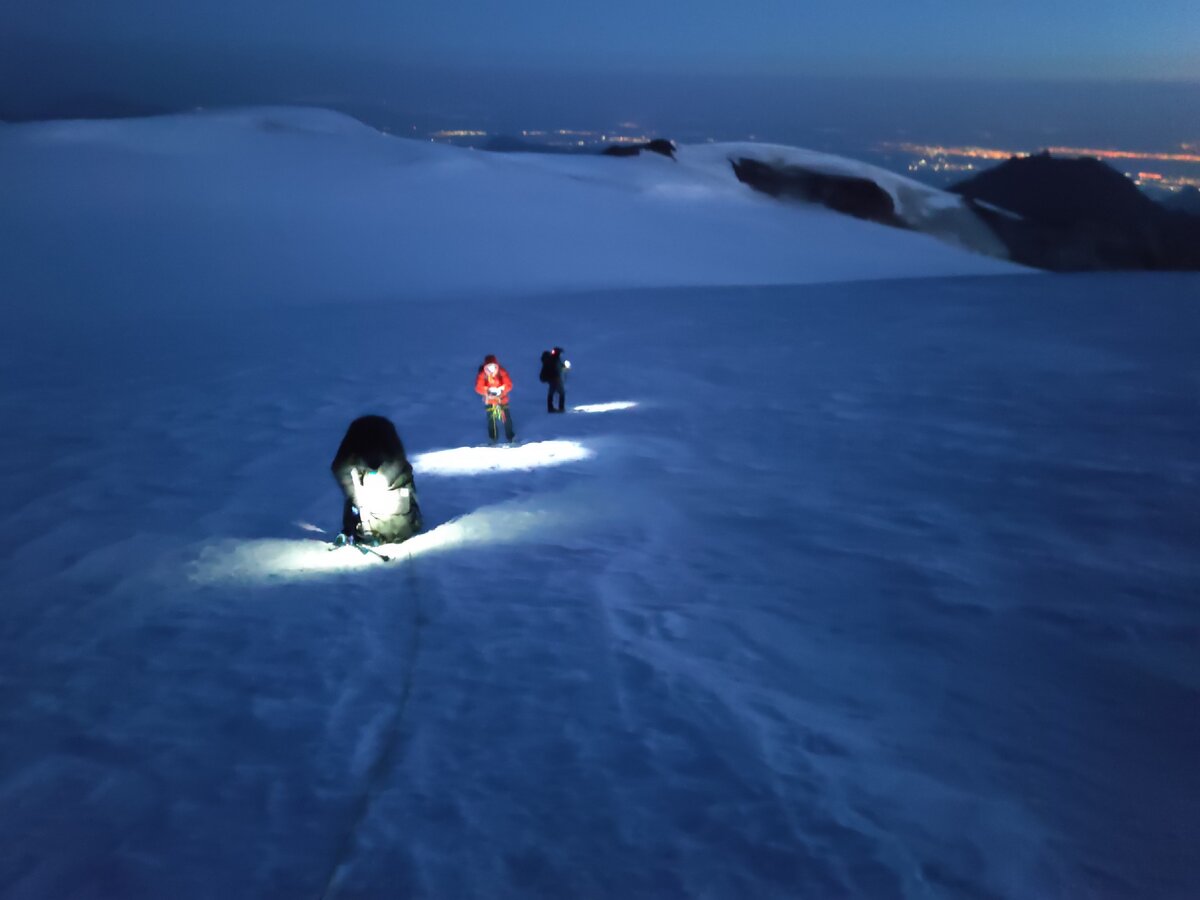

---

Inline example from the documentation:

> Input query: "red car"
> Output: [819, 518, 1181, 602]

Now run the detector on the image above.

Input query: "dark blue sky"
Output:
[2, 1, 1198, 152]
[4, 0, 1199, 79]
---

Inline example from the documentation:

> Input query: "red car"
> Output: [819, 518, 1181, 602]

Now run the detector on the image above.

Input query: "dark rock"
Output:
[950, 153, 1200, 271]
[643, 139, 677, 159]
[952, 151, 1161, 227]
[601, 139, 677, 160]
[731, 157, 902, 228]
[958, 202, 1161, 270]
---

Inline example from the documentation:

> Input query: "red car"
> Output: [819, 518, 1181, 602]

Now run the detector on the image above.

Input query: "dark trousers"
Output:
[547, 381, 565, 412]
[342, 498, 360, 537]
[487, 404, 515, 442]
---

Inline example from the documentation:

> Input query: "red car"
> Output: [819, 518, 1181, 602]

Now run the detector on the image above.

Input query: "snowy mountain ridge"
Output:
[0, 105, 1024, 314]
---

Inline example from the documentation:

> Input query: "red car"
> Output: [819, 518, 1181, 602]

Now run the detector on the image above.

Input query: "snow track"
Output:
[317, 557, 427, 900]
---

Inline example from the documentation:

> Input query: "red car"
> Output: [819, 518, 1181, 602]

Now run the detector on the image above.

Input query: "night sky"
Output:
[2, 0, 1198, 149]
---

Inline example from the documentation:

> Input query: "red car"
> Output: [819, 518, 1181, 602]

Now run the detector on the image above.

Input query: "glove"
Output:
[488, 386, 503, 396]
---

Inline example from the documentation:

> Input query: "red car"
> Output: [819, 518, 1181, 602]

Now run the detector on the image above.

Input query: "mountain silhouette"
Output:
[951, 152, 1200, 270]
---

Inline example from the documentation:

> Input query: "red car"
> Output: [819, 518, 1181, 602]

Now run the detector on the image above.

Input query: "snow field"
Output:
[2, 276, 1199, 898]
[0, 108, 1196, 898]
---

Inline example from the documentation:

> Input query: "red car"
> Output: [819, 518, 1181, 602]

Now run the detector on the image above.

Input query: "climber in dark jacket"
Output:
[330, 415, 422, 546]
[538, 346, 570, 413]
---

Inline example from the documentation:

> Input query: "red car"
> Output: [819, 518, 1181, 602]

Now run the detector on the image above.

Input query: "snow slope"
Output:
[0, 107, 1022, 314]
[1, 110, 1198, 899]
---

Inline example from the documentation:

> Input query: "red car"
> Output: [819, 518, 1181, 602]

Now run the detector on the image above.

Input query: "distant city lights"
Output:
[434, 125, 653, 149]
[1140, 174, 1200, 191]
[888, 141, 1200, 192]
[419, 129, 1200, 193]
[886, 142, 1200, 166]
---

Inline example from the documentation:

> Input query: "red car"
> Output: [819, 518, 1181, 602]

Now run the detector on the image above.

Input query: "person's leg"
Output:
[555, 384, 566, 412]
[487, 406, 498, 443]
[341, 498, 360, 541]
[503, 404, 515, 442]
[408, 498, 423, 535]
[546, 383, 556, 412]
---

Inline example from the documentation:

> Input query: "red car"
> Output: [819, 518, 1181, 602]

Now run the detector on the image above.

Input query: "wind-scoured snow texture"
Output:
[0, 107, 1023, 315]
[3, 274, 1200, 899]
[1, 110, 1198, 900]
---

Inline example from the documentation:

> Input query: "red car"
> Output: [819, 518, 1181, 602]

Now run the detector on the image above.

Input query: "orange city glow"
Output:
[886, 142, 1200, 166]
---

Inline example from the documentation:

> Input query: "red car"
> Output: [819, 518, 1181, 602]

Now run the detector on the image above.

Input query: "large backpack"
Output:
[538, 350, 555, 383]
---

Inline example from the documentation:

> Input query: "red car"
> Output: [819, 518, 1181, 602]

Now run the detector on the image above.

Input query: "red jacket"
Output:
[475, 363, 513, 406]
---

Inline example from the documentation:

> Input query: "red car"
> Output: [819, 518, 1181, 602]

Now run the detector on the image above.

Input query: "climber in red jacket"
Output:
[475, 354, 516, 444]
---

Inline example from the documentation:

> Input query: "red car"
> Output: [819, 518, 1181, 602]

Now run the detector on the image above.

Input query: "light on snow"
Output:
[192, 499, 575, 582]
[411, 440, 592, 476]
[572, 401, 638, 414]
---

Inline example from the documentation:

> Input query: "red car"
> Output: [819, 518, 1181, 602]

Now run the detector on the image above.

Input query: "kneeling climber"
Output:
[330, 415, 422, 546]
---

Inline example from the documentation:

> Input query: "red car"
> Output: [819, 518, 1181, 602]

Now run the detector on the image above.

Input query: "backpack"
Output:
[538, 350, 554, 383]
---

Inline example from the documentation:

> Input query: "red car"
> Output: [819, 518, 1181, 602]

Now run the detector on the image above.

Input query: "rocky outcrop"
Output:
[730, 158, 903, 228]
[725, 149, 1200, 272]
[950, 153, 1200, 271]
[601, 139, 677, 160]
